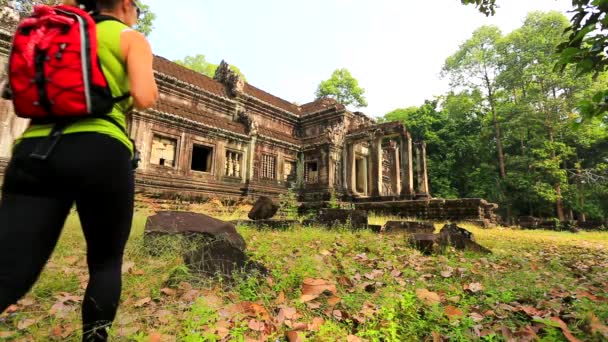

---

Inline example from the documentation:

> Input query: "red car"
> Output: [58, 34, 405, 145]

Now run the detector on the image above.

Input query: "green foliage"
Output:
[133, 2, 155, 37]
[387, 11, 608, 220]
[460, 0, 608, 120]
[315, 68, 368, 108]
[1, 0, 156, 36]
[174, 54, 246, 81]
[278, 184, 300, 220]
[460, 0, 497, 16]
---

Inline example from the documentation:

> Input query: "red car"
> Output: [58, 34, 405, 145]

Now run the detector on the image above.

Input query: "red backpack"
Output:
[6, 4, 128, 119]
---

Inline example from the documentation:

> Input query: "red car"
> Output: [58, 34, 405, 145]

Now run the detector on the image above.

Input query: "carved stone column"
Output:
[400, 133, 414, 197]
[420, 141, 430, 196]
[390, 143, 401, 195]
[246, 135, 257, 184]
[415, 142, 430, 198]
[346, 142, 356, 195]
[369, 134, 383, 198]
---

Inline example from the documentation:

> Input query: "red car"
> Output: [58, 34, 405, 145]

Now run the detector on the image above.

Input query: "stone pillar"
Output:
[246, 136, 257, 183]
[216, 141, 226, 179]
[415, 142, 430, 197]
[420, 141, 430, 196]
[400, 134, 414, 197]
[346, 142, 356, 195]
[369, 135, 383, 198]
[391, 144, 401, 195]
[277, 151, 285, 183]
[327, 146, 335, 189]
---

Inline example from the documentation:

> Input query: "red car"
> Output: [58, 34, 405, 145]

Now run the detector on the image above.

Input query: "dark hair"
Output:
[78, 0, 122, 12]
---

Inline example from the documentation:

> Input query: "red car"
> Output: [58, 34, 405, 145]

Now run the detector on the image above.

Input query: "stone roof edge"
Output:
[240, 93, 301, 121]
[154, 71, 237, 105]
[137, 109, 250, 141]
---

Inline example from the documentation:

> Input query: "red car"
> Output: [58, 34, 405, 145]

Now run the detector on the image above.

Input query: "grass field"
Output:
[1, 209, 607, 341]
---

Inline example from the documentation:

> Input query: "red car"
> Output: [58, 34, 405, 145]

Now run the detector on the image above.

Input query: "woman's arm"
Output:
[120, 30, 159, 110]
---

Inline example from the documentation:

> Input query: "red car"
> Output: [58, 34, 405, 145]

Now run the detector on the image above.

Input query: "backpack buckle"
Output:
[29, 128, 63, 161]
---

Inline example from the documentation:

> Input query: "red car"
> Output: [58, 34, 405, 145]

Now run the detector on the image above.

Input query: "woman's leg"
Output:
[67, 134, 134, 342]
[0, 141, 73, 312]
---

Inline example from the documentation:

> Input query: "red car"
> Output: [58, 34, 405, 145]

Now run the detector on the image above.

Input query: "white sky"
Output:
[145, 0, 573, 117]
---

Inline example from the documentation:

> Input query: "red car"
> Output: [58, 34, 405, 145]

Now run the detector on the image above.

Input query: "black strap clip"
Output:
[29, 122, 69, 161]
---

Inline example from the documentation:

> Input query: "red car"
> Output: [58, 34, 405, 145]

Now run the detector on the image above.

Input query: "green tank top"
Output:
[18, 19, 134, 155]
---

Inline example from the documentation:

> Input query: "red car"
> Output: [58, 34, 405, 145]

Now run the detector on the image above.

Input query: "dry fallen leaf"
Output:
[50, 301, 76, 319]
[0, 331, 16, 338]
[308, 317, 324, 331]
[121, 261, 135, 274]
[300, 279, 337, 302]
[589, 314, 608, 339]
[550, 317, 582, 342]
[17, 318, 38, 330]
[470, 312, 485, 323]
[148, 332, 162, 342]
[416, 289, 441, 305]
[160, 288, 176, 296]
[18, 298, 35, 307]
[445, 305, 464, 320]
[286, 331, 305, 342]
[441, 267, 454, 278]
[248, 319, 265, 332]
[464, 282, 484, 293]
[276, 291, 286, 305]
[134, 297, 152, 308]
[347, 335, 362, 342]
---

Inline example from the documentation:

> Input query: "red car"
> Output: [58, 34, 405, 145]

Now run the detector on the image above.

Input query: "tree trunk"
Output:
[555, 183, 565, 221]
[485, 77, 510, 222]
[576, 164, 587, 222]
[547, 86, 565, 222]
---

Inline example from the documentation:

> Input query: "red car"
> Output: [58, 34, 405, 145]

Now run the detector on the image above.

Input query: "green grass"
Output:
[1, 210, 607, 341]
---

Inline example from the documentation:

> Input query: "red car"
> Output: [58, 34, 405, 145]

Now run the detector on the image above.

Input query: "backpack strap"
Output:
[93, 14, 132, 105]
[92, 14, 126, 25]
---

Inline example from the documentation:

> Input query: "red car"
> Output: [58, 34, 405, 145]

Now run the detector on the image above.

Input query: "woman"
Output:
[0, 0, 158, 341]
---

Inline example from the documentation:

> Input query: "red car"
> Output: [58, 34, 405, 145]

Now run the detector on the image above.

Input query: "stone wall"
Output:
[355, 198, 499, 222]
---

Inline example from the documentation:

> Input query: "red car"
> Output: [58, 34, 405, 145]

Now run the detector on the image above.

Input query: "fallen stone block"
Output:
[144, 211, 267, 278]
[248, 196, 279, 221]
[368, 225, 382, 233]
[317, 209, 368, 229]
[382, 221, 435, 234]
[183, 240, 267, 277]
[408, 233, 437, 255]
[145, 211, 245, 250]
[438, 223, 491, 254]
[519, 216, 541, 229]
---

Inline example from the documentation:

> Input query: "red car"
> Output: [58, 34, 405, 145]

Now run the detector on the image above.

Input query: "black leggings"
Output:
[0, 133, 134, 342]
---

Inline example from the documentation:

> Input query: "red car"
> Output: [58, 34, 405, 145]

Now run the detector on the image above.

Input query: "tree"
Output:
[442, 25, 509, 218]
[174, 54, 246, 81]
[460, 0, 608, 120]
[315, 68, 368, 108]
[0, 0, 156, 37]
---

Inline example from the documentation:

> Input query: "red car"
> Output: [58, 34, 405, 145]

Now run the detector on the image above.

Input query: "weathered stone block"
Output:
[248, 196, 279, 221]
[408, 224, 491, 255]
[383, 221, 435, 233]
[518, 216, 541, 229]
[368, 225, 382, 233]
[317, 209, 368, 229]
[438, 223, 491, 254]
[577, 220, 607, 231]
[183, 239, 267, 277]
[408, 233, 437, 255]
[145, 211, 246, 250]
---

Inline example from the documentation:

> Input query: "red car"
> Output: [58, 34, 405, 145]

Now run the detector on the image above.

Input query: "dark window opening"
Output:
[191, 145, 213, 172]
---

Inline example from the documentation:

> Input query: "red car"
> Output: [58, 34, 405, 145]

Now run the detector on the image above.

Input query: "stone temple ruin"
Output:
[0, 4, 497, 224]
